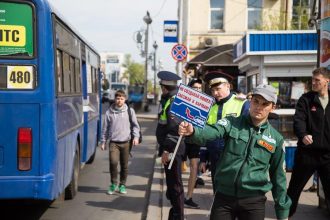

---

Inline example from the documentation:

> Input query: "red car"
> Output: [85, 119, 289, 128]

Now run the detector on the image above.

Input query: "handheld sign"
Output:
[170, 83, 214, 128]
[167, 83, 214, 169]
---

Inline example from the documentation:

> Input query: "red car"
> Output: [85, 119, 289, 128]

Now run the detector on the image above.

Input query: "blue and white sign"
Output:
[164, 20, 178, 43]
[170, 84, 214, 128]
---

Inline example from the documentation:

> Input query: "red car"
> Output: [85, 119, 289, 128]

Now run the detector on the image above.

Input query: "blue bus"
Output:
[0, 0, 101, 200]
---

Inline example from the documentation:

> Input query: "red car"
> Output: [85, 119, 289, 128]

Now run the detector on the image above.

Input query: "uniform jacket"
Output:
[188, 115, 291, 219]
[156, 94, 185, 156]
[200, 93, 249, 162]
[294, 90, 330, 151]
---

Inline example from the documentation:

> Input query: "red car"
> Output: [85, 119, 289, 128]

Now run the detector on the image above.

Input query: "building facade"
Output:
[183, 0, 312, 57]
[100, 52, 127, 84]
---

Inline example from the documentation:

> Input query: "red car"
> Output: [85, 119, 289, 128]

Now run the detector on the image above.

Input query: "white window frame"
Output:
[248, 0, 263, 30]
[209, 0, 225, 30]
[292, 0, 311, 30]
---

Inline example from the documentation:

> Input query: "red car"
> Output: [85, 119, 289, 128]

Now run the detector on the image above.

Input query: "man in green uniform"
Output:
[178, 84, 291, 220]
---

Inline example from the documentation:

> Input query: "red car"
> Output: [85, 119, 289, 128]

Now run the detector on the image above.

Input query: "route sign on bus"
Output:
[170, 84, 214, 128]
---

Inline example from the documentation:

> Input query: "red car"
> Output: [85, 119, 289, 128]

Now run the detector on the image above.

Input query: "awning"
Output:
[187, 44, 236, 67]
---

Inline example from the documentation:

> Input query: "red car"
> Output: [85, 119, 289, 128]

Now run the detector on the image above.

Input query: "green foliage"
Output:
[261, 12, 287, 30]
[122, 54, 144, 85]
[291, 5, 310, 30]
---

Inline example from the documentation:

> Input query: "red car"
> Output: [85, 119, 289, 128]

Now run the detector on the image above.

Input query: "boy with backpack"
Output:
[101, 90, 141, 194]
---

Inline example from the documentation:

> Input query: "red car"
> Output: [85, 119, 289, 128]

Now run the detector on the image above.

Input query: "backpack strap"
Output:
[126, 102, 134, 156]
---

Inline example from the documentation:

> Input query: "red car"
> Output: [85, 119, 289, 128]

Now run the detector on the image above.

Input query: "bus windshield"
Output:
[0, 2, 34, 57]
[111, 83, 127, 91]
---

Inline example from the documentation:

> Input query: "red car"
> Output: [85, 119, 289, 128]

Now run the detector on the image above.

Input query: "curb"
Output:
[146, 155, 165, 220]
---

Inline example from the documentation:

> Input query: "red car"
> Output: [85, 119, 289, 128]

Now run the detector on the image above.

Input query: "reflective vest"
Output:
[159, 96, 175, 125]
[207, 95, 246, 125]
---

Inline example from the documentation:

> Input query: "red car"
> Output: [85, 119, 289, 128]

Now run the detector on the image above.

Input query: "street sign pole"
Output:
[168, 135, 183, 169]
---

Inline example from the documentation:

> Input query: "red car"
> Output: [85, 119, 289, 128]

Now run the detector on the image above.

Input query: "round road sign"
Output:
[171, 44, 187, 62]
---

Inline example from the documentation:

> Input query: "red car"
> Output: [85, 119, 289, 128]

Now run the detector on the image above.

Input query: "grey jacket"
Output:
[101, 103, 140, 143]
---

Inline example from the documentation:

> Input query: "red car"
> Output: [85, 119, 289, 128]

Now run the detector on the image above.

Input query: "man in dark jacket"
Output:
[156, 71, 185, 220]
[287, 67, 330, 217]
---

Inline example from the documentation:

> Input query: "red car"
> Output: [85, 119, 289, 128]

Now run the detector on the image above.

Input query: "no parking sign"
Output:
[171, 44, 187, 62]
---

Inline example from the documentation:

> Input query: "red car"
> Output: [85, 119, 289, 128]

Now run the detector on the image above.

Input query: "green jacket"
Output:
[190, 115, 291, 219]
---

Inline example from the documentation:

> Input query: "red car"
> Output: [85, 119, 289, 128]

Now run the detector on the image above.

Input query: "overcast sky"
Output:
[48, 0, 178, 72]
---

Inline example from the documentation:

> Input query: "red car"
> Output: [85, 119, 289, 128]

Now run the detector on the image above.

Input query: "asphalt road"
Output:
[0, 116, 158, 220]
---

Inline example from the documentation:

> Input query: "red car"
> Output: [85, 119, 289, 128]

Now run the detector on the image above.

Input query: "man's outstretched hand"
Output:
[178, 121, 194, 136]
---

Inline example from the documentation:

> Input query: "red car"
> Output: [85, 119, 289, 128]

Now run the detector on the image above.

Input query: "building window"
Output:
[210, 0, 224, 30]
[248, 0, 262, 30]
[247, 74, 258, 93]
[292, 0, 311, 30]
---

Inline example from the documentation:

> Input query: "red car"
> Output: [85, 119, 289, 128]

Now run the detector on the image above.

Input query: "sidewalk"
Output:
[148, 161, 330, 220]
[140, 105, 329, 220]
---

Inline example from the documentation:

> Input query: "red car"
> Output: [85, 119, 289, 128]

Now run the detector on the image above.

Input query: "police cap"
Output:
[204, 71, 233, 88]
[157, 71, 181, 86]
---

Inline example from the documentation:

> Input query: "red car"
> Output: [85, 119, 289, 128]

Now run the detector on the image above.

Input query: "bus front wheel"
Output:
[65, 147, 80, 200]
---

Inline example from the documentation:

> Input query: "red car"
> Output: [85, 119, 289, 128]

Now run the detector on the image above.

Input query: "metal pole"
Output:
[177, 0, 184, 80]
[144, 25, 149, 111]
[153, 41, 158, 104]
[143, 11, 152, 112]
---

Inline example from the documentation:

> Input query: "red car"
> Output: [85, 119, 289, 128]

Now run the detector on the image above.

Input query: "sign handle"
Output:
[168, 134, 183, 170]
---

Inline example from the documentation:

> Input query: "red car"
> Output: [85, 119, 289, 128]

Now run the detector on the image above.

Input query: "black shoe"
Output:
[195, 177, 205, 187]
[184, 198, 200, 209]
[308, 185, 317, 192]
[304, 185, 317, 192]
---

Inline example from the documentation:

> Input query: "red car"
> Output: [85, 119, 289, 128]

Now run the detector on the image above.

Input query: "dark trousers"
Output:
[210, 192, 266, 220]
[164, 155, 184, 220]
[209, 149, 222, 194]
[287, 148, 330, 217]
[109, 141, 130, 186]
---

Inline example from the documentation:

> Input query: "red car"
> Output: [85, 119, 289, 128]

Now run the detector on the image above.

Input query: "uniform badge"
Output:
[257, 139, 275, 153]
[311, 106, 317, 111]
[217, 118, 229, 127]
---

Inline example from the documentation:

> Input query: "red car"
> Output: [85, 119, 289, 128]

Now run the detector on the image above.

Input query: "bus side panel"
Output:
[55, 129, 81, 196]
[82, 93, 99, 162]
[56, 97, 83, 195]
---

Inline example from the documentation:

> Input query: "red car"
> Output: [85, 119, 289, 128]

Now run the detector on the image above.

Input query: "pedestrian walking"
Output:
[287, 67, 330, 217]
[202, 73, 249, 193]
[100, 90, 140, 195]
[178, 84, 291, 220]
[156, 71, 185, 220]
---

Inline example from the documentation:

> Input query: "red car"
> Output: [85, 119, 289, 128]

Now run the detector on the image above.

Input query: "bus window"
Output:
[70, 56, 75, 92]
[63, 52, 71, 93]
[75, 58, 81, 93]
[56, 50, 63, 93]
[94, 68, 98, 93]
[0, 2, 34, 58]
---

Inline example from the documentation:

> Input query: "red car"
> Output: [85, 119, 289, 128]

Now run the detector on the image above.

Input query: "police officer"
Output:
[156, 71, 185, 220]
[156, 71, 181, 156]
[200, 73, 250, 192]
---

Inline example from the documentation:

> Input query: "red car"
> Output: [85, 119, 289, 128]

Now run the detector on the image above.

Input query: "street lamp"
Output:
[143, 11, 152, 112]
[153, 41, 158, 104]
